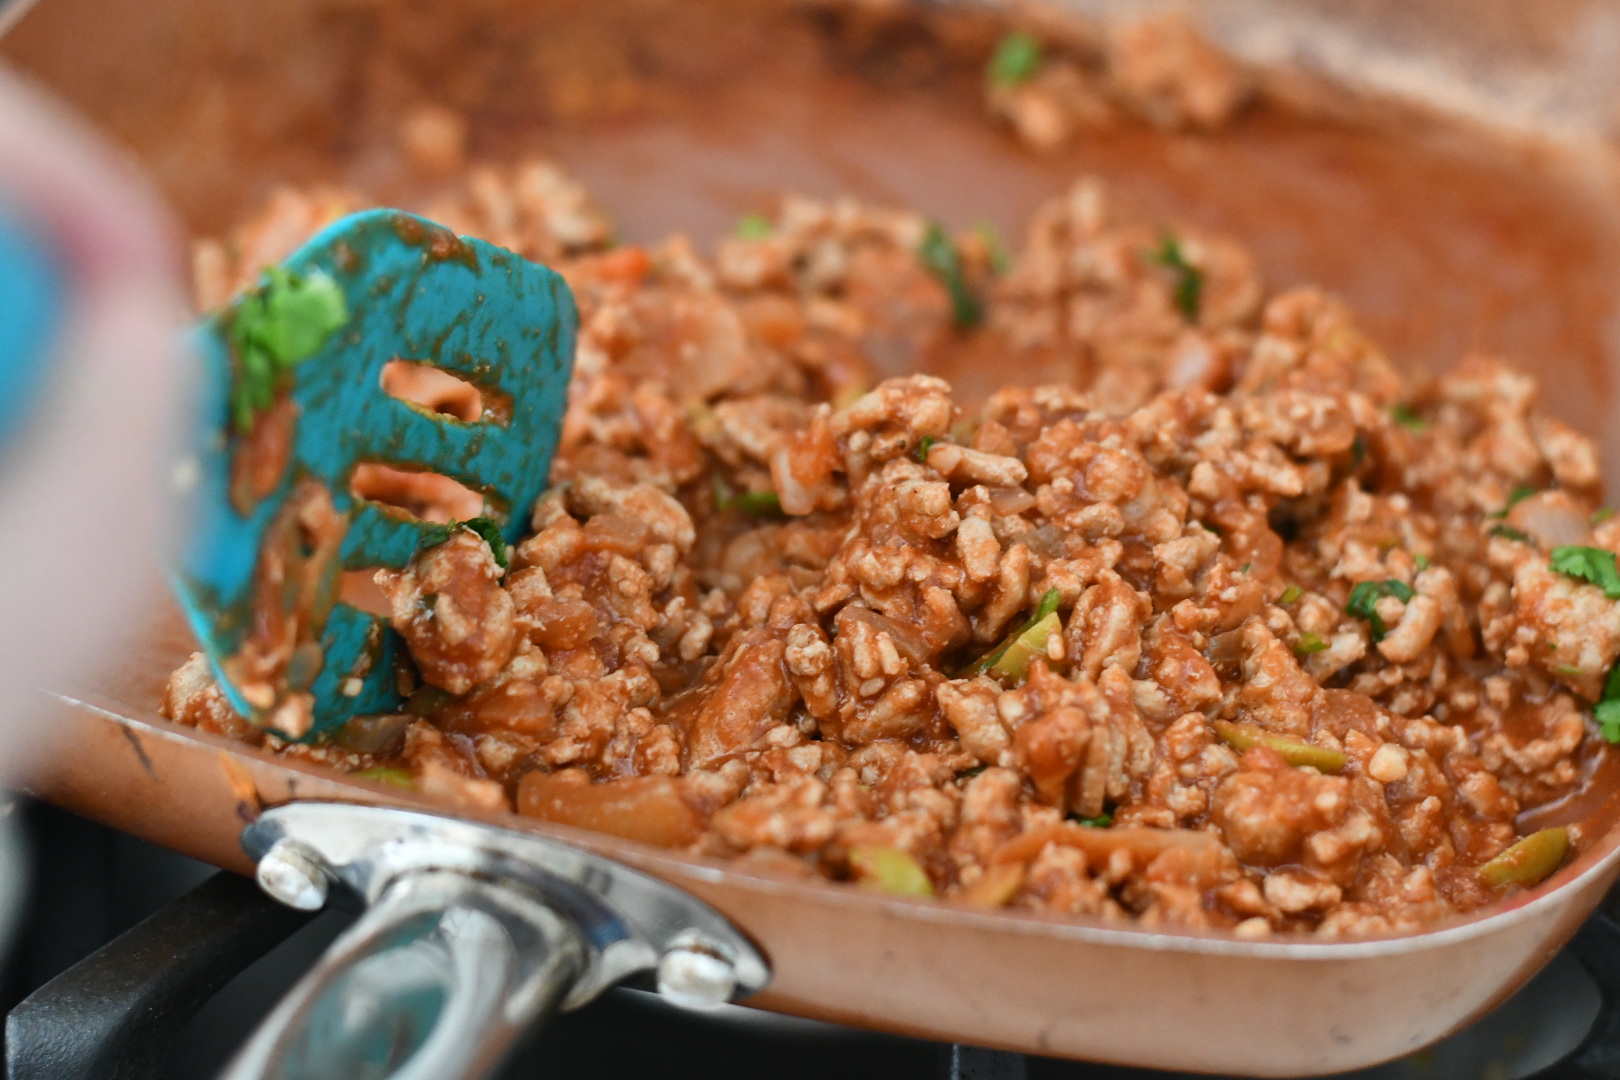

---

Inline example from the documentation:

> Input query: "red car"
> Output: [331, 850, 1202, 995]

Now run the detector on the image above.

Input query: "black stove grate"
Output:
[4, 800, 1619, 1080]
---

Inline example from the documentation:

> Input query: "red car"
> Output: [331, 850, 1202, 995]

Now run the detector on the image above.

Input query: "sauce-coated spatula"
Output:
[170, 210, 576, 740]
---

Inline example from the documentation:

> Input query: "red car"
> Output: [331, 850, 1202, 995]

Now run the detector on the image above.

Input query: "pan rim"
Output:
[52, 686, 1620, 963]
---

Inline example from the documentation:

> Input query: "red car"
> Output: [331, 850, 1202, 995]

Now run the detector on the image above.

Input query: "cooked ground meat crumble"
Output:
[163, 24, 1620, 936]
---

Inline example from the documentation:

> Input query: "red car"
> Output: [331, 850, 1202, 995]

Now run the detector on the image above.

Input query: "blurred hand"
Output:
[0, 66, 188, 785]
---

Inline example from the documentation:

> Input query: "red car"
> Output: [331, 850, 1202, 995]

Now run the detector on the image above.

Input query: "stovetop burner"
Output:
[3, 799, 1617, 1080]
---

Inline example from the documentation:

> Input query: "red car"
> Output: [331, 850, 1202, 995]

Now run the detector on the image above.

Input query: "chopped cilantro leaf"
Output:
[1294, 631, 1329, 655]
[419, 516, 508, 570]
[958, 763, 989, 780]
[461, 517, 509, 569]
[919, 223, 984, 329]
[736, 213, 773, 240]
[231, 346, 273, 432]
[1279, 584, 1304, 605]
[1414, 553, 1431, 572]
[1488, 486, 1537, 519]
[1550, 545, 1620, 599]
[1597, 699, 1620, 744]
[915, 435, 936, 463]
[1147, 233, 1202, 321]
[1241, 562, 1252, 574]
[236, 266, 348, 365]
[1556, 664, 1586, 677]
[987, 31, 1043, 89]
[1592, 662, 1620, 743]
[713, 475, 784, 517]
[1071, 811, 1112, 828]
[1350, 434, 1366, 468]
[730, 490, 782, 515]
[1390, 403, 1427, 431]
[1345, 579, 1414, 642]
[228, 265, 348, 430]
[1489, 524, 1531, 543]
[1597, 507, 1617, 525]
[975, 223, 1012, 275]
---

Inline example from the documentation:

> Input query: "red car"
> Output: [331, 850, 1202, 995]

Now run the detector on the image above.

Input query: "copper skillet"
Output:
[14, 0, 1620, 1072]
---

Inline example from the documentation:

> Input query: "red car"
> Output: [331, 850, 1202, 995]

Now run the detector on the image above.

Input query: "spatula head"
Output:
[171, 209, 576, 739]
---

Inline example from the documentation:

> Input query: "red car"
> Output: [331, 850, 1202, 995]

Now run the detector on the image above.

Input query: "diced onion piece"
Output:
[1479, 827, 1569, 890]
[1212, 720, 1347, 774]
[960, 861, 1025, 907]
[990, 824, 1227, 887]
[333, 712, 414, 754]
[839, 605, 932, 669]
[849, 846, 934, 897]
[517, 772, 704, 849]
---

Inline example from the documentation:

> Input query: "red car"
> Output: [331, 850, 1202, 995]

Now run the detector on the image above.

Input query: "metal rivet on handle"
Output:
[656, 941, 737, 1010]
[256, 839, 330, 911]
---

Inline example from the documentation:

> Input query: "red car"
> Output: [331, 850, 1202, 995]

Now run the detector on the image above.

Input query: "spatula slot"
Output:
[380, 360, 512, 426]
[338, 568, 392, 617]
[350, 462, 485, 524]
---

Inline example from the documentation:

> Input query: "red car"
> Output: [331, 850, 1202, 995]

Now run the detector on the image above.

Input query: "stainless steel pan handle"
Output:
[222, 803, 770, 1080]
[221, 872, 582, 1080]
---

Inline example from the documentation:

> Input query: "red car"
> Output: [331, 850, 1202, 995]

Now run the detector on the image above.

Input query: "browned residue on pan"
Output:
[218, 751, 263, 822]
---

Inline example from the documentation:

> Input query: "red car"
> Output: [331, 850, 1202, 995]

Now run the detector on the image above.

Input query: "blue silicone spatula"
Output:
[170, 210, 576, 740]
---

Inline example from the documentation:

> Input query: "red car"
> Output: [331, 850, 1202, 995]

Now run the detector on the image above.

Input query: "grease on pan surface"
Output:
[164, 15, 1620, 938]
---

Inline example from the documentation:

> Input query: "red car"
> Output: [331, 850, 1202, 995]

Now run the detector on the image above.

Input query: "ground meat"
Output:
[376, 529, 517, 696]
[165, 53, 1616, 938]
[983, 14, 1250, 154]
